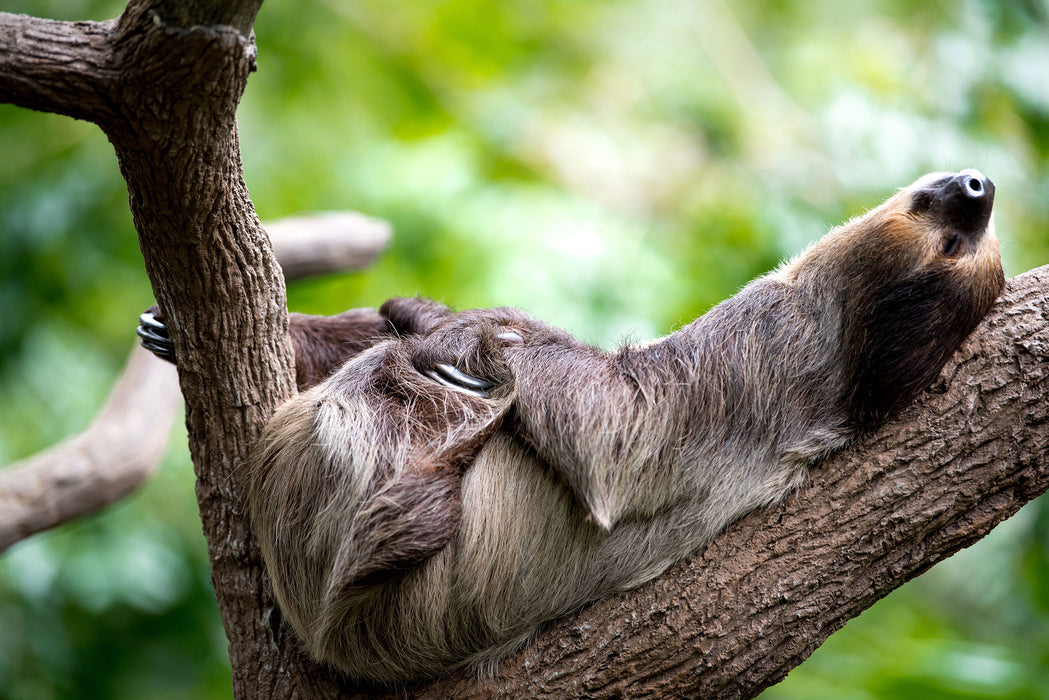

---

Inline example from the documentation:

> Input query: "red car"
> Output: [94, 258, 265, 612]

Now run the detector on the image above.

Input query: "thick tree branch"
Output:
[0, 210, 390, 554]
[0, 13, 116, 123]
[97, 2, 305, 696]
[406, 265, 1049, 699]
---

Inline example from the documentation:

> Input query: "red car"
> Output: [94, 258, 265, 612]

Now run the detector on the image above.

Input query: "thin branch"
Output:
[0, 13, 117, 123]
[267, 211, 391, 280]
[0, 346, 180, 553]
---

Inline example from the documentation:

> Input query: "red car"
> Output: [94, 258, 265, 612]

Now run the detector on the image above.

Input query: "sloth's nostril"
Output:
[956, 169, 990, 201]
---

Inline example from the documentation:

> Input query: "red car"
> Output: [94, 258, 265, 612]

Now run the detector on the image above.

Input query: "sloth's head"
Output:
[781, 170, 1006, 428]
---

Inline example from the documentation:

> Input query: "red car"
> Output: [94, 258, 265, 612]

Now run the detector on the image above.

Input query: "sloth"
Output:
[139, 169, 1005, 684]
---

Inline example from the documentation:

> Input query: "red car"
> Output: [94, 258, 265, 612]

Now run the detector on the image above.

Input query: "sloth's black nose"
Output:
[919, 169, 994, 234]
[956, 169, 991, 201]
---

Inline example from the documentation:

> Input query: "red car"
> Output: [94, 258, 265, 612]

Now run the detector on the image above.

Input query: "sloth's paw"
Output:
[137, 309, 175, 364]
[380, 296, 455, 335]
[410, 313, 525, 399]
[423, 364, 495, 398]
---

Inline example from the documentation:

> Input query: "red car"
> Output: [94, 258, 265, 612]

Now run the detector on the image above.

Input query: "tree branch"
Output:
[101, 3, 301, 694]
[0, 13, 117, 123]
[0, 346, 180, 553]
[405, 265, 1049, 699]
[267, 211, 391, 280]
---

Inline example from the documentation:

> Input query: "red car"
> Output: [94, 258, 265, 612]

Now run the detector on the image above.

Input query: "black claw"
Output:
[137, 311, 176, 364]
[424, 363, 494, 398]
[138, 312, 169, 337]
[140, 337, 176, 362]
[136, 323, 168, 346]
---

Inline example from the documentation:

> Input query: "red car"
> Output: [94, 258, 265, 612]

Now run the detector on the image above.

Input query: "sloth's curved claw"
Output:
[425, 364, 494, 398]
[137, 312, 176, 364]
[496, 330, 523, 343]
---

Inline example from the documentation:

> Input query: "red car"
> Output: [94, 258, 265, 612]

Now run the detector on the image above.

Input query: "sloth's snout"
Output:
[916, 169, 995, 234]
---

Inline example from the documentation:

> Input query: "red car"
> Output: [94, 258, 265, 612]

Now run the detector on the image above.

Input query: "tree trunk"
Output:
[0, 3, 330, 695]
[93, 4, 343, 695]
[1, 3, 1047, 699]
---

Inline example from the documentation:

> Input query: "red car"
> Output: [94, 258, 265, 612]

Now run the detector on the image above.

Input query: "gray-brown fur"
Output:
[246, 171, 1005, 684]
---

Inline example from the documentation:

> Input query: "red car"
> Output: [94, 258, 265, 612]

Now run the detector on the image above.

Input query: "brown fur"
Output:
[247, 171, 1005, 684]
[287, 309, 391, 391]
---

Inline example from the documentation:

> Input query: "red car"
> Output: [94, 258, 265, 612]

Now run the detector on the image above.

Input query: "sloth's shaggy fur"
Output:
[245, 171, 1005, 684]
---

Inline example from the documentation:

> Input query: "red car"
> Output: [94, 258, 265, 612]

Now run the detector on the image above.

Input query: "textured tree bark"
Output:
[91, 4, 335, 696]
[0, 4, 346, 695]
[2, 3, 1048, 699]
[0, 13, 116, 122]
[0, 3, 335, 696]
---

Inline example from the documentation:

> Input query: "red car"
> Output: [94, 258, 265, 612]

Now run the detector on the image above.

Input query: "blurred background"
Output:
[1, 0, 1048, 697]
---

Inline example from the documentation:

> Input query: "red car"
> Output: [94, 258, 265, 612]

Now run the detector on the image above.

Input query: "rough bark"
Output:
[0, 3, 321, 695]
[0, 13, 116, 122]
[91, 4, 332, 696]
[2, 3, 1048, 699]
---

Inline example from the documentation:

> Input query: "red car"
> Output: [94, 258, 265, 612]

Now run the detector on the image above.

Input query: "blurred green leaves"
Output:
[1, 0, 1048, 698]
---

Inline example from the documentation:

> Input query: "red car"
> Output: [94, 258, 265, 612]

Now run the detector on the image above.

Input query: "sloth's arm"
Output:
[137, 298, 457, 391]
[501, 337, 684, 530]
[404, 305, 680, 530]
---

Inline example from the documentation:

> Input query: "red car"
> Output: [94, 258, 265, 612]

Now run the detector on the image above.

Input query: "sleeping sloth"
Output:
[140, 169, 1005, 684]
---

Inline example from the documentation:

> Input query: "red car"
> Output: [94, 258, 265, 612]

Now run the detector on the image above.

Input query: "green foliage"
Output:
[1, 0, 1047, 697]
[1, 423, 233, 700]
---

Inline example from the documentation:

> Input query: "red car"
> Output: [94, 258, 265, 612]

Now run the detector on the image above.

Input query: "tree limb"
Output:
[0, 13, 117, 123]
[0, 210, 391, 554]
[267, 211, 391, 280]
[97, 3, 302, 695]
[0, 346, 179, 553]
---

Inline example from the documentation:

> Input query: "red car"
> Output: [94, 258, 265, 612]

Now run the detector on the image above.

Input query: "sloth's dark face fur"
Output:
[776, 170, 1004, 426]
[246, 170, 1005, 684]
